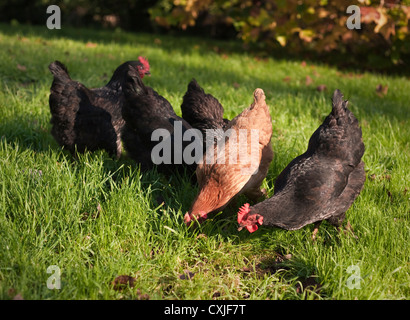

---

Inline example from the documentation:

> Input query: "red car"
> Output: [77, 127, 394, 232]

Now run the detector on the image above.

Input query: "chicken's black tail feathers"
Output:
[187, 78, 203, 93]
[331, 89, 348, 118]
[48, 61, 71, 81]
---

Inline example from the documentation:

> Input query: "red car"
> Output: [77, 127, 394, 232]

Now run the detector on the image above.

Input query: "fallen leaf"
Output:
[283, 76, 291, 83]
[196, 233, 207, 240]
[179, 270, 195, 280]
[387, 190, 393, 201]
[12, 293, 24, 300]
[80, 212, 89, 221]
[301, 60, 307, 67]
[136, 288, 150, 300]
[17, 64, 27, 71]
[305, 75, 313, 86]
[316, 84, 327, 92]
[85, 42, 98, 48]
[241, 266, 252, 273]
[376, 84, 388, 97]
[295, 276, 322, 294]
[7, 288, 16, 297]
[112, 275, 136, 290]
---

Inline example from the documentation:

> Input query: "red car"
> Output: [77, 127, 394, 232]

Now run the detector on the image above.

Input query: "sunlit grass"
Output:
[0, 23, 409, 300]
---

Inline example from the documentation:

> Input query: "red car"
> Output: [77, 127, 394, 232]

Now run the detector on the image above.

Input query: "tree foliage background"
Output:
[1, 0, 409, 72]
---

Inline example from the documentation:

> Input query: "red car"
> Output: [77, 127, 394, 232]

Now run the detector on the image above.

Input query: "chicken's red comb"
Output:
[237, 203, 250, 224]
[138, 56, 150, 70]
[198, 211, 208, 219]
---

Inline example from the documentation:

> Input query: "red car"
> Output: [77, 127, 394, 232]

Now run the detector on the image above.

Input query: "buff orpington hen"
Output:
[184, 88, 273, 226]
[237, 89, 365, 238]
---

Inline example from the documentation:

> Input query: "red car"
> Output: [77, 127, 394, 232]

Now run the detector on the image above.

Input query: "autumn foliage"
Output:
[149, 0, 410, 70]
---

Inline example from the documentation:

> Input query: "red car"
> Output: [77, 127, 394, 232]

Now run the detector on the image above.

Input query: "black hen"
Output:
[238, 89, 365, 236]
[181, 79, 229, 132]
[121, 66, 198, 174]
[181, 79, 229, 150]
[48, 58, 150, 158]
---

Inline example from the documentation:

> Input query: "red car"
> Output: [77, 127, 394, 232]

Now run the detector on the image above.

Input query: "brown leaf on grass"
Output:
[301, 60, 307, 67]
[283, 76, 291, 83]
[305, 75, 313, 86]
[12, 293, 24, 300]
[387, 190, 393, 202]
[8, 288, 24, 300]
[316, 84, 327, 92]
[376, 84, 388, 97]
[136, 288, 150, 300]
[112, 275, 136, 291]
[85, 42, 98, 48]
[179, 270, 195, 280]
[17, 64, 27, 71]
[81, 203, 101, 221]
[295, 276, 322, 295]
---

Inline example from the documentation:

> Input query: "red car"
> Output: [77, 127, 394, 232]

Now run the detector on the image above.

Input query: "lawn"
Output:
[0, 23, 409, 300]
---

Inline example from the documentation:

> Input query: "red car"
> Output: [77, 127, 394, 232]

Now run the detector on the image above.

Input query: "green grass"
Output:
[0, 23, 409, 300]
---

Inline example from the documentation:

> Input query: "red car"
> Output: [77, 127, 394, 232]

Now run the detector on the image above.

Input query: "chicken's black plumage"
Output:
[48, 58, 150, 158]
[121, 66, 196, 174]
[181, 79, 229, 146]
[238, 89, 365, 233]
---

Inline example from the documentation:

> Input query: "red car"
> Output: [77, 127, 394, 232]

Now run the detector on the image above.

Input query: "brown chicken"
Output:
[184, 88, 273, 225]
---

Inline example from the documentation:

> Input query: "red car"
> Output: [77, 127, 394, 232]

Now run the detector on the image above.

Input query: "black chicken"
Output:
[121, 66, 199, 174]
[238, 89, 365, 237]
[48, 57, 150, 158]
[181, 79, 230, 153]
[181, 78, 229, 135]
